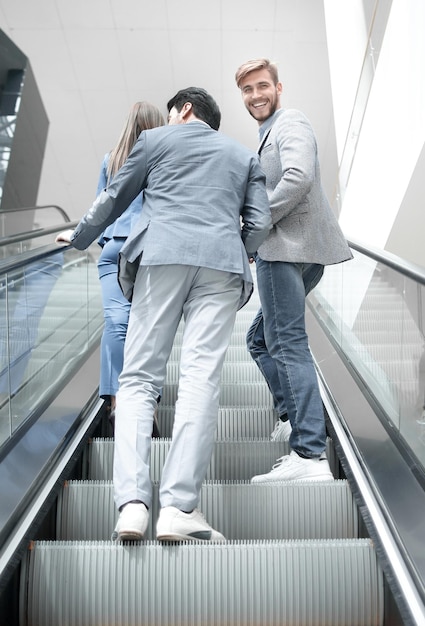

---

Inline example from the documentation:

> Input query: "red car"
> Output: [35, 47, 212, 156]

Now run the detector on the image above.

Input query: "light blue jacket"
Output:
[96, 153, 143, 246]
[71, 121, 271, 308]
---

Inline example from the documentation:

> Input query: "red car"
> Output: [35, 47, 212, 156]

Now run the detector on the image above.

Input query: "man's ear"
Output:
[276, 82, 283, 96]
[181, 101, 193, 120]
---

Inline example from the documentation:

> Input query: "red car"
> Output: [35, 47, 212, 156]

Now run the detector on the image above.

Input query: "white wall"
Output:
[324, 0, 425, 269]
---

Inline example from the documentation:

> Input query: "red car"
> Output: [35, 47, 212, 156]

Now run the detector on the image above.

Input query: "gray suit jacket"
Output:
[257, 109, 352, 265]
[71, 121, 272, 307]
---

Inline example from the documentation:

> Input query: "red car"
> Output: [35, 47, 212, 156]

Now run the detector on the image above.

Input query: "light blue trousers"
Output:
[98, 238, 130, 399]
[113, 264, 242, 512]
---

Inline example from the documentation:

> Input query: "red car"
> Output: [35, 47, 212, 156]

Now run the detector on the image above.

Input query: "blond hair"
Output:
[235, 58, 279, 88]
[107, 102, 165, 180]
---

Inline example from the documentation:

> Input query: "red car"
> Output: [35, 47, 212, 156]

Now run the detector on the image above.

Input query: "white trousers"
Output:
[113, 264, 242, 511]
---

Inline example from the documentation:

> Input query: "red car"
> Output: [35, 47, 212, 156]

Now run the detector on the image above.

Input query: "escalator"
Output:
[0, 223, 424, 624]
[0, 210, 106, 624]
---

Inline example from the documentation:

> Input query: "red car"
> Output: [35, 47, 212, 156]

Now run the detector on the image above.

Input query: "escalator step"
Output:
[86, 438, 336, 482]
[21, 539, 383, 626]
[56, 480, 358, 541]
[157, 405, 276, 439]
[165, 360, 266, 384]
[161, 382, 274, 407]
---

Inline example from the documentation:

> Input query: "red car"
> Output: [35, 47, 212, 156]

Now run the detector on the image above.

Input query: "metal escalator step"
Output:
[86, 438, 336, 482]
[21, 539, 383, 626]
[56, 480, 358, 541]
[157, 406, 276, 439]
[161, 382, 274, 407]
[165, 360, 265, 384]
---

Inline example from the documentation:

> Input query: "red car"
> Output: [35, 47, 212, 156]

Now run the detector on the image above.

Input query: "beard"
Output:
[247, 98, 279, 122]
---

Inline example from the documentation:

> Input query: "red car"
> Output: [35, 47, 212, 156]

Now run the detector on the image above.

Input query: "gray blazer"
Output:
[258, 109, 352, 265]
[71, 121, 272, 308]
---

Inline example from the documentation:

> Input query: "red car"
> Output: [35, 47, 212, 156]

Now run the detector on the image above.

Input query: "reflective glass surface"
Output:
[308, 249, 425, 469]
[0, 245, 102, 449]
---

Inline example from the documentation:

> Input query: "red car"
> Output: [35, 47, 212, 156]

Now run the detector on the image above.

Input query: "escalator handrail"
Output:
[0, 242, 73, 276]
[0, 220, 78, 248]
[317, 369, 425, 626]
[0, 204, 72, 223]
[347, 236, 425, 286]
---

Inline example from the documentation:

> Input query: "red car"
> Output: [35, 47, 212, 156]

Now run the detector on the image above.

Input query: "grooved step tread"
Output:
[57, 479, 358, 541]
[23, 539, 383, 626]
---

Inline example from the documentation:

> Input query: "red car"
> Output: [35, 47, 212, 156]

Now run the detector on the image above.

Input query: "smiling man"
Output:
[237, 62, 282, 124]
[235, 58, 352, 482]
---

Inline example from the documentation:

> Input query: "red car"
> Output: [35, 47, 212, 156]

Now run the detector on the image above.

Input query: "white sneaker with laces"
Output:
[270, 419, 292, 441]
[112, 502, 149, 541]
[156, 506, 225, 542]
[251, 450, 333, 483]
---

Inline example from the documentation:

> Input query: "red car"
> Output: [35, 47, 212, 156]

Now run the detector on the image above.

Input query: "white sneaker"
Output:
[416, 409, 425, 424]
[112, 502, 149, 541]
[270, 419, 292, 441]
[156, 506, 225, 542]
[251, 450, 333, 483]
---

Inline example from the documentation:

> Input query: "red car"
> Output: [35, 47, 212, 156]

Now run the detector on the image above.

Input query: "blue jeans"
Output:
[247, 258, 325, 458]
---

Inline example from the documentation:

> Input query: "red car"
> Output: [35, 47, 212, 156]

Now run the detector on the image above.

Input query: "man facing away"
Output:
[56, 87, 271, 541]
[235, 58, 353, 483]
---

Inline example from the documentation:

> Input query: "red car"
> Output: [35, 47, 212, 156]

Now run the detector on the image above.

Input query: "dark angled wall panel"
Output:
[0, 29, 49, 233]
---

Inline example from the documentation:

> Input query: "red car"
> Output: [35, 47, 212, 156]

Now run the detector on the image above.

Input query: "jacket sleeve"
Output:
[241, 157, 272, 256]
[70, 135, 148, 250]
[267, 110, 317, 224]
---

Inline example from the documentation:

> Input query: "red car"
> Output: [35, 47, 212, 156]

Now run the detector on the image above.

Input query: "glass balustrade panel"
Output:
[308, 250, 425, 471]
[0, 246, 103, 450]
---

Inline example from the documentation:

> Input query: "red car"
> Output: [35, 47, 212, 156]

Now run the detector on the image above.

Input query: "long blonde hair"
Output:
[107, 101, 165, 181]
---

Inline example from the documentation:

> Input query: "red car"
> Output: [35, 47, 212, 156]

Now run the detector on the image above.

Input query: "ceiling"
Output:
[0, 0, 336, 223]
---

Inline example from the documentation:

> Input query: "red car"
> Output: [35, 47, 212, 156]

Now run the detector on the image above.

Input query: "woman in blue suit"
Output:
[96, 102, 165, 427]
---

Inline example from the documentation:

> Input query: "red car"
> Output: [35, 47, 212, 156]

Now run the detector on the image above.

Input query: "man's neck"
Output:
[258, 109, 283, 139]
[184, 112, 206, 125]
[186, 117, 209, 126]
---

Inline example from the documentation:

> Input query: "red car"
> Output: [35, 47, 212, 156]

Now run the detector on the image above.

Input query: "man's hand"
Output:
[55, 229, 75, 244]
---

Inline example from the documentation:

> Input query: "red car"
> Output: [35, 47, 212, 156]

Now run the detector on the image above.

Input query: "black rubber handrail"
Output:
[0, 243, 72, 277]
[0, 221, 78, 248]
[0, 204, 72, 222]
[347, 236, 425, 286]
